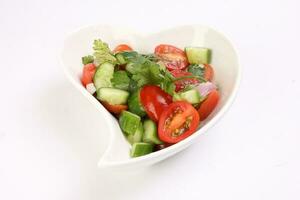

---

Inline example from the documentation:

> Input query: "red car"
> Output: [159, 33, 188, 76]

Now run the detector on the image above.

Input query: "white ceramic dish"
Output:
[61, 25, 241, 169]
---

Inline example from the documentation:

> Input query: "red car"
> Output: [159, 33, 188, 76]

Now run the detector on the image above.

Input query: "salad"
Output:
[80, 40, 220, 157]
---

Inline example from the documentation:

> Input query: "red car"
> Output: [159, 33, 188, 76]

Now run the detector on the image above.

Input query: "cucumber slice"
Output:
[93, 62, 115, 90]
[130, 142, 153, 157]
[173, 89, 202, 104]
[127, 123, 144, 145]
[143, 119, 163, 144]
[119, 111, 141, 135]
[97, 88, 129, 105]
[185, 47, 211, 64]
[128, 89, 146, 117]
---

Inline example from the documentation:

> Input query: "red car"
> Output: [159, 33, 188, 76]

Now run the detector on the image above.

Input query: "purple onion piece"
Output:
[196, 82, 217, 97]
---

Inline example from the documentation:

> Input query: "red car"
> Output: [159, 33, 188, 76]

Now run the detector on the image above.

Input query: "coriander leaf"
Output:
[82, 55, 94, 65]
[131, 61, 163, 87]
[117, 51, 139, 63]
[188, 64, 205, 77]
[93, 39, 117, 66]
[158, 69, 176, 95]
[128, 79, 138, 93]
[160, 79, 175, 95]
[141, 54, 159, 62]
[123, 53, 176, 94]
[111, 71, 130, 91]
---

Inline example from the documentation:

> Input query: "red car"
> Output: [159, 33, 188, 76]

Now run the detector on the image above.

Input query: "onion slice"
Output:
[196, 82, 217, 97]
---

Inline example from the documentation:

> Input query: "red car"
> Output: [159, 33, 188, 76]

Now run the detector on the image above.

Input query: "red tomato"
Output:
[158, 101, 200, 144]
[154, 44, 188, 71]
[101, 101, 128, 115]
[81, 63, 96, 86]
[204, 64, 214, 81]
[198, 89, 219, 120]
[113, 44, 133, 53]
[171, 70, 200, 92]
[140, 85, 173, 122]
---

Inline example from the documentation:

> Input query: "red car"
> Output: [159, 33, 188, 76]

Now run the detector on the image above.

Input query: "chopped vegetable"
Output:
[113, 44, 133, 53]
[93, 39, 117, 66]
[130, 142, 153, 157]
[81, 63, 96, 87]
[101, 101, 128, 115]
[198, 89, 220, 121]
[187, 64, 205, 77]
[140, 85, 172, 122]
[82, 55, 94, 65]
[142, 119, 163, 144]
[185, 47, 211, 64]
[196, 82, 217, 97]
[96, 88, 129, 105]
[119, 111, 141, 135]
[127, 123, 144, 145]
[111, 71, 130, 91]
[171, 70, 199, 92]
[93, 62, 115, 90]
[128, 89, 147, 117]
[203, 64, 214, 81]
[158, 101, 200, 144]
[173, 89, 203, 104]
[155, 44, 188, 70]
[80, 40, 220, 157]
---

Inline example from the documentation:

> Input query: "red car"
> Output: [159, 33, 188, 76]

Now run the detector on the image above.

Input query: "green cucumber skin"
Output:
[127, 123, 144, 145]
[142, 119, 163, 145]
[173, 89, 204, 104]
[119, 111, 141, 135]
[185, 47, 212, 64]
[128, 89, 146, 117]
[130, 142, 153, 157]
[93, 62, 115, 90]
[97, 88, 129, 105]
[178, 89, 202, 104]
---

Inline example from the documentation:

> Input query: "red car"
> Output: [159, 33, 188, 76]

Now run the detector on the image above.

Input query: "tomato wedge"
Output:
[158, 101, 200, 143]
[204, 64, 214, 81]
[154, 44, 188, 71]
[113, 44, 133, 53]
[198, 89, 219, 120]
[140, 85, 172, 122]
[81, 63, 96, 86]
[101, 101, 128, 115]
[171, 70, 200, 92]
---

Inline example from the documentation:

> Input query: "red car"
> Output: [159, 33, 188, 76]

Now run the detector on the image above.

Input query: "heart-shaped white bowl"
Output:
[61, 25, 240, 169]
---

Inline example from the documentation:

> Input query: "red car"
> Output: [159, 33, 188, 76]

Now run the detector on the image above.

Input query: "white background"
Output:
[0, 0, 300, 199]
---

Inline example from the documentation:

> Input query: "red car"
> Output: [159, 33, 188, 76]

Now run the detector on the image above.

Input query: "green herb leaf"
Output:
[82, 55, 94, 65]
[131, 61, 163, 87]
[124, 53, 176, 95]
[141, 54, 159, 62]
[116, 51, 139, 64]
[188, 64, 205, 77]
[111, 71, 130, 91]
[93, 39, 117, 66]
[128, 79, 138, 93]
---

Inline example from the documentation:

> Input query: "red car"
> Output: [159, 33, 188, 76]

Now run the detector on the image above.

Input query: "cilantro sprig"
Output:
[93, 39, 117, 66]
[124, 53, 206, 95]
